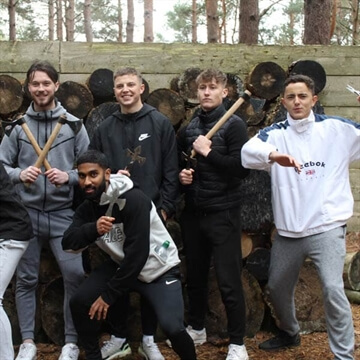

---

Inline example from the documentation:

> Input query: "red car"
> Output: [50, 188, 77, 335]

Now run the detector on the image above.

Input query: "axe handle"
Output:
[190, 89, 252, 158]
[21, 123, 52, 171]
[34, 122, 63, 169]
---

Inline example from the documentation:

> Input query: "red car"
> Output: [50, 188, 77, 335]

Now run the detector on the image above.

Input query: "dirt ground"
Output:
[13, 303, 360, 360]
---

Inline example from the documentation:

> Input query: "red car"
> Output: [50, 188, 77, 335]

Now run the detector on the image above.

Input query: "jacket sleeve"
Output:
[0, 127, 23, 183]
[88, 126, 103, 151]
[62, 202, 99, 252]
[68, 125, 90, 186]
[159, 120, 179, 216]
[241, 133, 277, 171]
[205, 118, 250, 179]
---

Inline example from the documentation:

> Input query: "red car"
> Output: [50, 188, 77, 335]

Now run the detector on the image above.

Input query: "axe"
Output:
[33, 114, 70, 169]
[125, 145, 146, 173]
[181, 151, 197, 170]
[190, 90, 251, 158]
[2, 115, 51, 171]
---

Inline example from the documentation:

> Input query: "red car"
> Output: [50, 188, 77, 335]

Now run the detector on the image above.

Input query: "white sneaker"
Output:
[165, 325, 207, 348]
[101, 335, 132, 359]
[186, 325, 207, 345]
[226, 344, 249, 360]
[15, 343, 37, 360]
[58, 343, 79, 360]
[138, 338, 164, 360]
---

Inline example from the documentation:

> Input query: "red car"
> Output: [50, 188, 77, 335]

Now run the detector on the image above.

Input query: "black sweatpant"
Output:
[180, 206, 247, 345]
[70, 259, 196, 360]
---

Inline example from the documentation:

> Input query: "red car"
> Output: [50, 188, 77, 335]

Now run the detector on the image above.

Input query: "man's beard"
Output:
[33, 93, 55, 109]
[82, 178, 106, 201]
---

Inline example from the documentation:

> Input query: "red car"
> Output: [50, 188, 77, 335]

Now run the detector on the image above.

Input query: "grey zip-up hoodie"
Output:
[0, 101, 90, 211]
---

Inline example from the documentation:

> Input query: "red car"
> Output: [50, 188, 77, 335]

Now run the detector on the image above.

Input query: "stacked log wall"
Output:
[1, 43, 359, 232]
[1, 41, 360, 345]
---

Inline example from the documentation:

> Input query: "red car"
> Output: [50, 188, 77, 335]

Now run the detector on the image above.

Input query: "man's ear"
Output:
[105, 168, 111, 181]
[222, 87, 228, 98]
[55, 81, 60, 92]
[139, 83, 145, 94]
[311, 94, 318, 107]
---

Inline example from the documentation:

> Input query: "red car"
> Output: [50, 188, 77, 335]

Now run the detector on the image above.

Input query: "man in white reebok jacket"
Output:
[241, 74, 359, 360]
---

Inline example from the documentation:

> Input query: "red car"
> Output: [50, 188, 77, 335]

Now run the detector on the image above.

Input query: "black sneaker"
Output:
[259, 331, 300, 351]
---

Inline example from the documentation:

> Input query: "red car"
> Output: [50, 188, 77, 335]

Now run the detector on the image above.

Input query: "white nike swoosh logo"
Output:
[165, 280, 178, 285]
[138, 134, 151, 141]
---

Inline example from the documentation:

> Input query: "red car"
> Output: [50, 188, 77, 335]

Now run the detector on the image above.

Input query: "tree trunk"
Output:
[178, 67, 202, 105]
[84, 0, 93, 42]
[192, 0, 197, 43]
[85, 102, 119, 145]
[65, 0, 75, 41]
[343, 251, 360, 291]
[8, 0, 16, 41]
[239, 0, 259, 44]
[49, 0, 55, 41]
[219, 0, 227, 43]
[86, 68, 115, 106]
[55, 81, 94, 119]
[288, 59, 327, 94]
[56, 0, 63, 41]
[206, 0, 219, 43]
[0, 75, 23, 115]
[352, 0, 359, 45]
[145, 88, 186, 129]
[126, 0, 134, 42]
[144, 0, 153, 42]
[117, 0, 123, 42]
[345, 288, 360, 304]
[304, 0, 331, 44]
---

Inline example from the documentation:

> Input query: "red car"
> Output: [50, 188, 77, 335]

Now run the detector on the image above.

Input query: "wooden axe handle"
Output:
[34, 121, 64, 169]
[21, 123, 51, 171]
[190, 89, 251, 158]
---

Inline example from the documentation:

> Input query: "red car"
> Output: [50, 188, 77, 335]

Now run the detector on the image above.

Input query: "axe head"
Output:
[58, 114, 83, 134]
[181, 151, 197, 169]
[125, 146, 146, 173]
[1, 115, 25, 137]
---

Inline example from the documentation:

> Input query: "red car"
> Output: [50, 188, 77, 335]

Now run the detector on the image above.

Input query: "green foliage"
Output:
[165, 1, 205, 42]
[76, 0, 121, 41]
[259, 0, 303, 45]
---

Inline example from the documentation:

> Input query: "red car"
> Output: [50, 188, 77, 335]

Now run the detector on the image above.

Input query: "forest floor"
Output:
[14, 303, 360, 360]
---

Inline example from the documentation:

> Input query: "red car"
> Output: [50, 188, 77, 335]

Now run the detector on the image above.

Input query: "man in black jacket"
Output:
[89, 67, 179, 360]
[62, 150, 196, 360]
[177, 68, 249, 360]
[0, 162, 33, 359]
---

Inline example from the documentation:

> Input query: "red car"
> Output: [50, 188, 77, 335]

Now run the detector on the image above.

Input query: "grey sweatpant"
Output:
[267, 226, 354, 360]
[16, 208, 85, 344]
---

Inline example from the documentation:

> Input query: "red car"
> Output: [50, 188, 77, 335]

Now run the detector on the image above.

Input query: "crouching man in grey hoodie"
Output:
[62, 150, 196, 360]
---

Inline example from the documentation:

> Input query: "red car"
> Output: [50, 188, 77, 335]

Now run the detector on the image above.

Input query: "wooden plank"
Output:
[1, 42, 359, 76]
[0, 41, 60, 73]
[56, 42, 360, 76]
[323, 107, 360, 122]
[319, 76, 360, 108]
[350, 169, 360, 202]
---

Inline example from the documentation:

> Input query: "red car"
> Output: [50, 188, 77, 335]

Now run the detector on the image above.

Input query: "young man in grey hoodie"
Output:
[62, 150, 196, 360]
[0, 60, 89, 360]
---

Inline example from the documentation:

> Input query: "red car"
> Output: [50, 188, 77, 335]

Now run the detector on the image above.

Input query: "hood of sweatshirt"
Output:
[99, 174, 134, 211]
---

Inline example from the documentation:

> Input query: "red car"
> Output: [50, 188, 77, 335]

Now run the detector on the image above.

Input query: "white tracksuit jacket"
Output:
[241, 111, 360, 238]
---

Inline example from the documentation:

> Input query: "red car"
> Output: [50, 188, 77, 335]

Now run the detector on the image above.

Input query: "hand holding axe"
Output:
[190, 90, 251, 158]
[2, 115, 51, 171]
[189, 61, 286, 158]
[33, 114, 68, 169]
